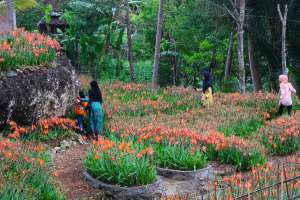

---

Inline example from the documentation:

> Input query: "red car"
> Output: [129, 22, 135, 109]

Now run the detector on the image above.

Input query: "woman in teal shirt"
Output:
[88, 81, 104, 140]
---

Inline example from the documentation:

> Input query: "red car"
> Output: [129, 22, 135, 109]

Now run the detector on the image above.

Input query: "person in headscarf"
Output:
[88, 81, 104, 140]
[201, 70, 213, 107]
[278, 74, 296, 116]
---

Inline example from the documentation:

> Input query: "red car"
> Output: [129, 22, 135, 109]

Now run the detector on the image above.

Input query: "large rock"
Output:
[0, 55, 79, 127]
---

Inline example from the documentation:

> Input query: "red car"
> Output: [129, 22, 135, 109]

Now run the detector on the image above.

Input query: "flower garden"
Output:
[82, 82, 299, 198]
[1, 80, 300, 199]
[0, 29, 60, 70]
[0, 30, 299, 199]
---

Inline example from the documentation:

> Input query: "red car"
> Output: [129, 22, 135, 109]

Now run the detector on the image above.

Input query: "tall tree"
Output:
[237, 0, 246, 93]
[277, 3, 288, 74]
[152, 0, 164, 89]
[224, 0, 246, 93]
[248, 33, 262, 91]
[125, 0, 135, 82]
[6, 0, 16, 30]
[224, 31, 234, 79]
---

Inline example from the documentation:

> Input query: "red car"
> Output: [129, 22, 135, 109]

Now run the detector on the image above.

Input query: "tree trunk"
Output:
[125, 0, 135, 82]
[152, 0, 164, 89]
[248, 33, 262, 92]
[172, 56, 178, 86]
[105, 18, 112, 55]
[225, 32, 234, 80]
[6, 0, 16, 30]
[237, 0, 246, 93]
[277, 4, 288, 74]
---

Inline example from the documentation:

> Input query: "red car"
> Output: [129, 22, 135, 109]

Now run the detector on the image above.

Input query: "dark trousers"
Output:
[76, 115, 84, 134]
[278, 104, 292, 116]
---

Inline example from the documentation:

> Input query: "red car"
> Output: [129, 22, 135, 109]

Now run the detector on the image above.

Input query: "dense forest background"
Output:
[16, 0, 300, 92]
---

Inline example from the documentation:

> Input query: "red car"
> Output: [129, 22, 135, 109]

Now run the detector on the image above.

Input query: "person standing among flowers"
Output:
[201, 70, 213, 107]
[74, 91, 89, 135]
[278, 74, 296, 116]
[88, 81, 104, 140]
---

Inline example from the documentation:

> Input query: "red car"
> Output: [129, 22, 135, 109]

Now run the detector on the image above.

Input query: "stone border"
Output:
[156, 165, 214, 181]
[83, 171, 166, 200]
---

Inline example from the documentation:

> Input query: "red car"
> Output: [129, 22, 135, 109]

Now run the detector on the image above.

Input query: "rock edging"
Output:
[156, 165, 214, 181]
[83, 171, 166, 200]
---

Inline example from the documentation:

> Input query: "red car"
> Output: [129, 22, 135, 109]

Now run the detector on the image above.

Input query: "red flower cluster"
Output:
[7, 117, 77, 138]
[92, 137, 153, 160]
[38, 117, 77, 135]
[0, 29, 61, 69]
[112, 124, 254, 153]
[261, 114, 300, 151]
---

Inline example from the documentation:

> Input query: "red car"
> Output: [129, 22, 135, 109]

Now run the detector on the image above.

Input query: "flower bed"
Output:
[153, 140, 208, 171]
[260, 114, 300, 155]
[5, 117, 78, 141]
[113, 126, 266, 171]
[0, 29, 61, 70]
[84, 137, 157, 187]
[0, 138, 65, 199]
[84, 171, 165, 200]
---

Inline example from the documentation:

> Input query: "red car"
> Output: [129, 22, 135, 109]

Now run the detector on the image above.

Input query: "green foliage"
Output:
[218, 117, 264, 138]
[84, 139, 156, 187]
[221, 77, 239, 93]
[154, 142, 208, 171]
[205, 144, 266, 171]
[218, 148, 266, 171]
[17, 1, 46, 31]
[22, 128, 76, 142]
[13, 0, 37, 11]
[44, 4, 53, 24]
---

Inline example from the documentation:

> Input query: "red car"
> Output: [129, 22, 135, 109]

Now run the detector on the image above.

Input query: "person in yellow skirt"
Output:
[201, 71, 213, 107]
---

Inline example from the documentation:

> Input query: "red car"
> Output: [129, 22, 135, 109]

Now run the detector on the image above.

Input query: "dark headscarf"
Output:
[202, 70, 213, 93]
[89, 81, 103, 103]
[79, 90, 85, 98]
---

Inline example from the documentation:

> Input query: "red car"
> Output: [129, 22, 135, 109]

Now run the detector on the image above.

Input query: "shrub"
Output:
[260, 115, 300, 155]
[0, 29, 61, 70]
[0, 139, 65, 200]
[84, 137, 156, 187]
[221, 77, 239, 93]
[153, 142, 208, 171]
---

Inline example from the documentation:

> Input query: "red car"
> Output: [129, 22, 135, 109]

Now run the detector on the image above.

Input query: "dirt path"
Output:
[53, 144, 102, 200]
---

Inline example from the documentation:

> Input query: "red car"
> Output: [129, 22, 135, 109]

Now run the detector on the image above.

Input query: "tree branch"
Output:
[223, 4, 239, 24]
[277, 4, 284, 22]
